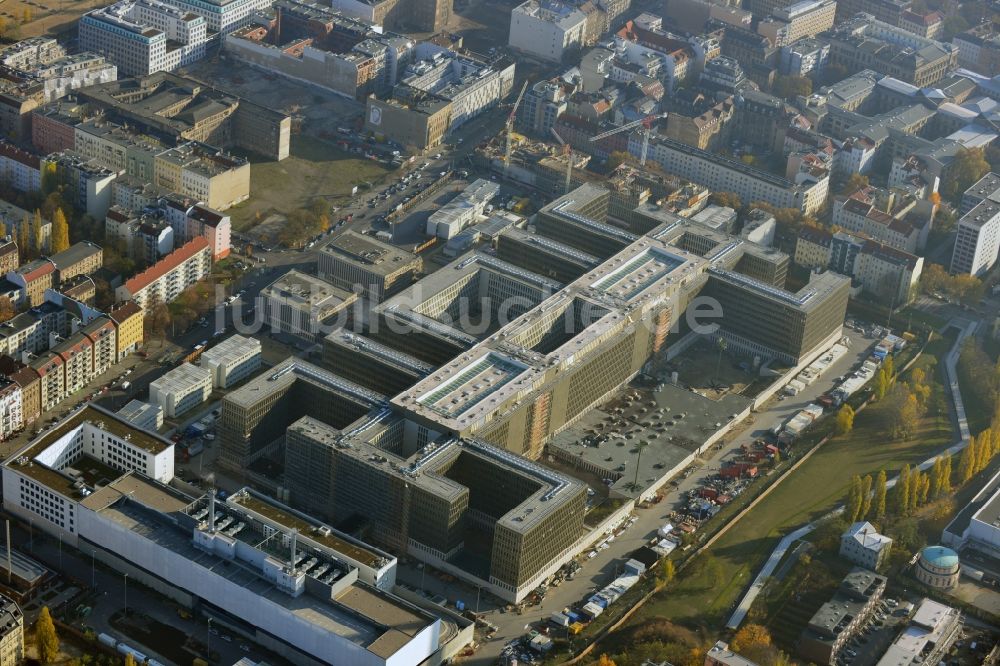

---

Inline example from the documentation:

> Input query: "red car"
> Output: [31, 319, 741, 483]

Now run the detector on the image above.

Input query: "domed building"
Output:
[916, 546, 960, 589]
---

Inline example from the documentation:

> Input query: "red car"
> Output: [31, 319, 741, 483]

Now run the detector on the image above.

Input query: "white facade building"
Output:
[840, 521, 893, 571]
[149, 362, 212, 418]
[200, 334, 261, 388]
[115, 237, 212, 310]
[426, 179, 500, 239]
[951, 199, 1000, 276]
[158, 0, 271, 32]
[509, 0, 587, 63]
[80, 0, 208, 76]
[0, 380, 22, 441]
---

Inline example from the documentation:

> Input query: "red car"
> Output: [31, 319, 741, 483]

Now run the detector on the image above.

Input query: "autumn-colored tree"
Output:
[0, 297, 14, 324]
[35, 606, 59, 663]
[596, 655, 617, 666]
[847, 475, 863, 522]
[943, 147, 990, 203]
[836, 404, 855, 435]
[874, 469, 887, 519]
[893, 464, 911, 516]
[875, 369, 889, 400]
[31, 209, 43, 254]
[0, 221, 7, 239]
[709, 191, 742, 210]
[959, 439, 975, 484]
[125, 653, 136, 666]
[606, 151, 631, 171]
[931, 456, 945, 498]
[841, 174, 869, 196]
[731, 624, 772, 658]
[941, 454, 953, 494]
[860, 474, 873, 519]
[908, 467, 922, 512]
[21, 6, 31, 23]
[51, 208, 70, 254]
[657, 558, 676, 586]
[17, 216, 29, 261]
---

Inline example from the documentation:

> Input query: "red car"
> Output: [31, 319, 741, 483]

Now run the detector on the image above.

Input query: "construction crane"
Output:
[504, 81, 528, 180]
[589, 112, 667, 167]
[550, 127, 573, 195]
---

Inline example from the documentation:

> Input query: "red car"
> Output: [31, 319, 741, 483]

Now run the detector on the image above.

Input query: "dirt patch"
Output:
[669, 342, 758, 400]
[0, 0, 101, 38]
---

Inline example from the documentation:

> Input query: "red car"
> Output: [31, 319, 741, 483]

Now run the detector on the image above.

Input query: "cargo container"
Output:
[581, 602, 604, 619]
[565, 610, 582, 623]
[568, 622, 584, 634]
[550, 612, 570, 627]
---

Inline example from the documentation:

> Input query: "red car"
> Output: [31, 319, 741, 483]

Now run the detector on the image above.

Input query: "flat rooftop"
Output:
[589, 246, 686, 301]
[323, 231, 419, 276]
[224, 357, 385, 411]
[414, 352, 529, 419]
[229, 490, 387, 568]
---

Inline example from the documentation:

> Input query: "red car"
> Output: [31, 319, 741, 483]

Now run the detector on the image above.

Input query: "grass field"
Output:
[227, 135, 394, 232]
[0, 0, 101, 38]
[626, 335, 956, 630]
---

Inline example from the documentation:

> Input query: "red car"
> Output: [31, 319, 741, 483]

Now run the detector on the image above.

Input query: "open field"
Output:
[226, 135, 393, 232]
[628, 335, 955, 629]
[0, 0, 101, 38]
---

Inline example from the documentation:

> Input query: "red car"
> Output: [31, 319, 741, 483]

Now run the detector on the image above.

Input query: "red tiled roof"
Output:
[17, 260, 54, 282]
[0, 141, 40, 169]
[108, 300, 142, 323]
[124, 237, 209, 295]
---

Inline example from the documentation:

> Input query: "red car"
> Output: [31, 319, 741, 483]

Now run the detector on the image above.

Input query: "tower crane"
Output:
[550, 127, 573, 195]
[504, 81, 529, 180]
[589, 112, 667, 167]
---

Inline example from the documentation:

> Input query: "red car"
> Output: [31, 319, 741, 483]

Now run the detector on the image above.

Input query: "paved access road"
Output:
[467, 332, 877, 665]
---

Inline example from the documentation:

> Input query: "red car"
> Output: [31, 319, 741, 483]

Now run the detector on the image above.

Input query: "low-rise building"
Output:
[426, 179, 500, 239]
[915, 545, 959, 589]
[876, 599, 960, 666]
[115, 237, 212, 311]
[840, 521, 893, 571]
[199, 334, 261, 389]
[798, 569, 887, 665]
[149, 362, 211, 418]
[0, 241, 19, 276]
[705, 641, 759, 666]
[117, 399, 163, 431]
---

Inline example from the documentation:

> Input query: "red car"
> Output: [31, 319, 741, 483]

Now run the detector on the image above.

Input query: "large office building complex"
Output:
[318, 231, 422, 303]
[80, 0, 208, 76]
[1, 406, 469, 666]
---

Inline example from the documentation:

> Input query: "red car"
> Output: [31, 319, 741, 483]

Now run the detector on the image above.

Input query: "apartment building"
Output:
[318, 230, 421, 302]
[30, 352, 64, 411]
[757, 0, 836, 48]
[199, 334, 261, 389]
[115, 237, 211, 310]
[329, 0, 451, 32]
[40, 151, 117, 219]
[509, 0, 588, 63]
[796, 227, 923, 304]
[153, 143, 250, 211]
[831, 194, 920, 253]
[898, 9, 943, 39]
[0, 241, 18, 276]
[149, 362, 211, 418]
[53, 332, 94, 398]
[107, 300, 143, 361]
[160, 196, 231, 260]
[642, 135, 829, 214]
[951, 199, 1000, 276]
[80, 0, 208, 77]
[663, 97, 735, 150]
[0, 379, 23, 440]
[798, 570, 887, 665]
[0, 141, 41, 192]
[9, 366, 40, 426]
[0, 595, 23, 666]
[81, 317, 117, 376]
[780, 37, 830, 76]
[8, 260, 55, 307]
[49, 242, 103, 284]
[877, 600, 960, 666]
[955, 23, 1000, 76]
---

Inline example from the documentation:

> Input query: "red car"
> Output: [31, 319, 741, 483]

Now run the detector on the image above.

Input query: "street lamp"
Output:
[123, 573, 129, 618]
[207, 617, 213, 661]
[91, 550, 96, 588]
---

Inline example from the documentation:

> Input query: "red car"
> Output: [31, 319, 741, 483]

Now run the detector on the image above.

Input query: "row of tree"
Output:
[921, 264, 984, 305]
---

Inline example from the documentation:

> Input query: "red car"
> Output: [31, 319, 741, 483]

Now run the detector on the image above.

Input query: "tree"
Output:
[931, 456, 944, 498]
[17, 216, 29, 262]
[773, 74, 812, 99]
[709, 191, 742, 210]
[51, 208, 70, 254]
[894, 464, 911, 516]
[836, 404, 855, 435]
[124, 654, 136, 666]
[875, 469, 887, 519]
[943, 147, 990, 203]
[847, 475, 863, 522]
[607, 151, 631, 171]
[36, 606, 59, 663]
[31, 209, 43, 254]
[876, 369, 889, 400]
[657, 558, 676, 586]
[731, 624, 772, 659]
[908, 467, 922, 512]
[941, 453, 953, 494]
[959, 441, 975, 484]
[840, 174, 869, 196]
[0, 296, 14, 324]
[860, 474, 873, 519]
[596, 655, 618, 666]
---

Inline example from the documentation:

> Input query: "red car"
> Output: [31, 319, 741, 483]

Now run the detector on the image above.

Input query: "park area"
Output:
[623, 333, 956, 634]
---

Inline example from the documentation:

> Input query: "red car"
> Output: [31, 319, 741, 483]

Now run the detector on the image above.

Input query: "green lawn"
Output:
[628, 335, 956, 629]
[956, 339, 995, 435]
[227, 135, 393, 231]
